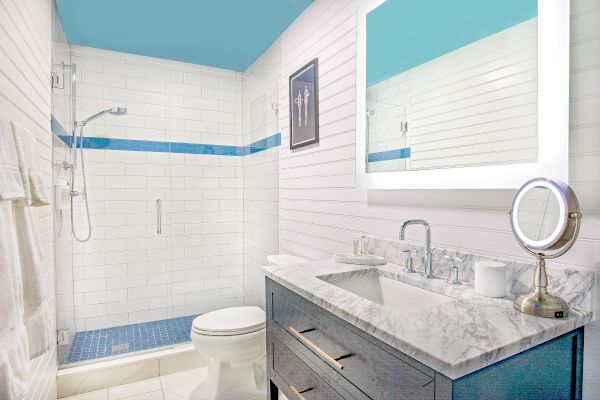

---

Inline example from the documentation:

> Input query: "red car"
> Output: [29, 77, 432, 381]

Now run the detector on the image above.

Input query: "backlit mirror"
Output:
[365, 0, 538, 173]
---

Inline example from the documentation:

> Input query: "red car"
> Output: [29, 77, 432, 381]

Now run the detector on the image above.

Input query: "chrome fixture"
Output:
[444, 255, 462, 285]
[509, 177, 582, 319]
[400, 220, 434, 279]
[69, 102, 128, 242]
[401, 249, 416, 273]
[400, 105, 408, 134]
[77, 107, 127, 127]
[156, 199, 162, 235]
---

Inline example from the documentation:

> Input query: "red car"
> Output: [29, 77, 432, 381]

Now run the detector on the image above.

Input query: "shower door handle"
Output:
[156, 199, 162, 235]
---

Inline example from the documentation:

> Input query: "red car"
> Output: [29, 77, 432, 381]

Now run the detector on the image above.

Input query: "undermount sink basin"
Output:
[319, 270, 454, 312]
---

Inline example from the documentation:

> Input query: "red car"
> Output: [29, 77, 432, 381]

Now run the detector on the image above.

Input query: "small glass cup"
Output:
[352, 238, 361, 256]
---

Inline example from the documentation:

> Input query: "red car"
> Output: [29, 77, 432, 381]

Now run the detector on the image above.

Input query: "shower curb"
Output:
[56, 344, 204, 398]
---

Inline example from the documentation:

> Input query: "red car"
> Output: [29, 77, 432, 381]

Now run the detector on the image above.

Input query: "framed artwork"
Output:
[289, 58, 319, 149]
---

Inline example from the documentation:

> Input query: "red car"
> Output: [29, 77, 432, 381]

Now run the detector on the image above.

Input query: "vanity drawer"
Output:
[271, 337, 346, 400]
[268, 279, 435, 400]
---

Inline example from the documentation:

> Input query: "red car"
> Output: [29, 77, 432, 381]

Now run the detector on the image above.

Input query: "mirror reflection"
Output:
[366, 0, 538, 173]
[516, 187, 561, 242]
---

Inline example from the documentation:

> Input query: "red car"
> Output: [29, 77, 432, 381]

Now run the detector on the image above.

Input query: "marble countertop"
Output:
[262, 259, 593, 379]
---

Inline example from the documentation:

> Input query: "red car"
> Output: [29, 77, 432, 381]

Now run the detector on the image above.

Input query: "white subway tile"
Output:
[106, 275, 147, 290]
[86, 314, 128, 331]
[172, 281, 204, 295]
[107, 299, 148, 315]
[74, 303, 107, 319]
[129, 308, 169, 324]
[74, 278, 107, 293]
[128, 284, 168, 299]
[84, 289, 127, 305]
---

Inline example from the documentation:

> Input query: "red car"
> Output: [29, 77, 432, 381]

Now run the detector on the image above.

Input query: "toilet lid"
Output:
[266, 254, 307, 266]
[192, 306, 266, 336]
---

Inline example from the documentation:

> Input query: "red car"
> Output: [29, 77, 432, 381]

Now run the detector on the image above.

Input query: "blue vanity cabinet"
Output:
[265, 278, 584, 400]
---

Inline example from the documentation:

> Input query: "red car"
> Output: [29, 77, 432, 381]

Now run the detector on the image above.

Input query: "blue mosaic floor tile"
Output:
[65, 314, 197, 364]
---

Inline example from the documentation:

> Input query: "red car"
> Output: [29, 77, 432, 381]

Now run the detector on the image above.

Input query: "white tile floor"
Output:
[60, 367, 269, 400]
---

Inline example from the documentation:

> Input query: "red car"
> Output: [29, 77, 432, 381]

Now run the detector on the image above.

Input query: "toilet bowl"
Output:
[190, 255, 307, 399]
[191, 306, 266, 400]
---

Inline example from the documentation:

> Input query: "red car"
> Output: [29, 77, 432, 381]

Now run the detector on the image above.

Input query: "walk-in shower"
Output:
[69, 106, 127, 242]
[50, 57, 218, 368]
[51, 41, 279, 369]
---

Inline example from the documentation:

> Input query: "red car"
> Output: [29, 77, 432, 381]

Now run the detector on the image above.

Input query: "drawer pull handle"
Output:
[288, 326, 346, 370]
[289, 385, 313, 400]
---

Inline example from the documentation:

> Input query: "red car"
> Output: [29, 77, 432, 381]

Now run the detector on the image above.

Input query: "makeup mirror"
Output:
[509, 178, 582, 318]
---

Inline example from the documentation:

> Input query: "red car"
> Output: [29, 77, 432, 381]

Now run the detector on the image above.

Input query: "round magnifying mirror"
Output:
[509, 178, 582, 319]
[511, 178, 578, 250]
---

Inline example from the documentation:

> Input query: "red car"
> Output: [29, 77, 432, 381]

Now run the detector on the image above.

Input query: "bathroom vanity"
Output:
[264, 261, 591, 400]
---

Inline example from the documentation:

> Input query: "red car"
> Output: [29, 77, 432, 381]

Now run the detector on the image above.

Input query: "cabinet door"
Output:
[453, 329, 583, 400]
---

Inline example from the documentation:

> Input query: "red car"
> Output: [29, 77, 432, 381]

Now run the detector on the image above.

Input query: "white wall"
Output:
[0, 0, 57, 398]
[53, 45, 245, 333]
[242, 40, 281, 307]
[367, 19, 538, 172]
[273, 0, 600, 397]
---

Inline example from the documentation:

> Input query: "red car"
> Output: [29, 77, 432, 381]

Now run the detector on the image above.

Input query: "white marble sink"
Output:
[319, 270, 454, 312]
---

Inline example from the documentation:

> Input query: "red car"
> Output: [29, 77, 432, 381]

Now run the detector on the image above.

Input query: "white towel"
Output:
[10, 120, 51, 358]
[0, 201, 30, 400]
[12, 199, 50, 359]
[0, 120, 25, 200]
[10, 121, 50, 207]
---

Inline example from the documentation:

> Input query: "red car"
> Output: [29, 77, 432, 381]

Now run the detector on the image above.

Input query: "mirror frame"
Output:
[356, 0, 570, 191]
[511, 178, 568, 250]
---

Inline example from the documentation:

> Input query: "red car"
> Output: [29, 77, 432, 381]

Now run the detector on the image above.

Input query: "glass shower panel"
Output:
[51, 39, 75, 366]
[164, 61, 245, 332]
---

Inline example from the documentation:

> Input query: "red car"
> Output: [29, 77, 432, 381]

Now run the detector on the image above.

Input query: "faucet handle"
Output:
[402, 249, 416, 273]
[444, 255, 462, 285]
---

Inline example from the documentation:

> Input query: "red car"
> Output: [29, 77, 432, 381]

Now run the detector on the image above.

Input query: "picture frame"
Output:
[289, 58, 319, 149]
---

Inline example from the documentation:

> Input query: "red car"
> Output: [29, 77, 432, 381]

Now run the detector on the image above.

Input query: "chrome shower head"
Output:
[79, 106, 127, 126]
[109, 107, 127, 116]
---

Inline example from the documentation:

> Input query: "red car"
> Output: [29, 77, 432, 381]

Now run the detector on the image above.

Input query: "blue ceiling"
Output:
[367, 0, 537, 86]
[55, 0, 312, 71]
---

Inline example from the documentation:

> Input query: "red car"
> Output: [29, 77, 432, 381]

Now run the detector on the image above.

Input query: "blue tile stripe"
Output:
[51, 116, 280, 156]
[368, 147, 411, 162]
[245, 132, 282, 155]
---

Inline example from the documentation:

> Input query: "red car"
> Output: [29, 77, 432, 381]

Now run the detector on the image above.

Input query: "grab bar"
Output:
[156, 199, 162, 235]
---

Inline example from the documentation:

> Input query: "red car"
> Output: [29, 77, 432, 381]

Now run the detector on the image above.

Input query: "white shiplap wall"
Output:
[367, 19, 538, 172]
[275, 0, 600, 397]
[0, 0, 57, 398]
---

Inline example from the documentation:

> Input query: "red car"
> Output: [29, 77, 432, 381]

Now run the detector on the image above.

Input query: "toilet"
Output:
[191, 254, 307, 400]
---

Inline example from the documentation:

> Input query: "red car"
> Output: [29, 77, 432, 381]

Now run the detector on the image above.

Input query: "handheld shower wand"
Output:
[70, 107, 127, 242]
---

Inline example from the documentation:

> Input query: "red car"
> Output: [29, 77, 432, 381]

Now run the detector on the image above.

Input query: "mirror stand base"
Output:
[514, 292, 570, 319]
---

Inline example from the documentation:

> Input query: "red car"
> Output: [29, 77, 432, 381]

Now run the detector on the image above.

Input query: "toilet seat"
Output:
[192, 306, 266, 337]
[266, 254, 307, 267]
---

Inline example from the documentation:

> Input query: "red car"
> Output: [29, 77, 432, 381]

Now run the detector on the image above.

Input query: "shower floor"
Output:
[66, 314, 197, 364]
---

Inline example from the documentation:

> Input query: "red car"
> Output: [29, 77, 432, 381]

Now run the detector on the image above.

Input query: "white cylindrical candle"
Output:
[474, 261, 507, 298]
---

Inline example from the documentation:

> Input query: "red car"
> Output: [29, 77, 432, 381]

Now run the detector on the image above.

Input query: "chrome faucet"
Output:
[400, 219, 434, 279]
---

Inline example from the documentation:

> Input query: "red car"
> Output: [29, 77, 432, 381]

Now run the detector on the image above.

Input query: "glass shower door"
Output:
[53, 49, 178, 366]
